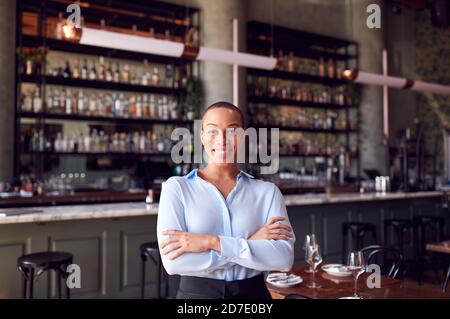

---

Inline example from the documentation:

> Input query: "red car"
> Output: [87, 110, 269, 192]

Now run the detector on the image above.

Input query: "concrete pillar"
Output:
[166, 0, 247, 111]
[196, 0, 247, 110]
[346, 0, 387, 175]
[0, 0, 16, 181]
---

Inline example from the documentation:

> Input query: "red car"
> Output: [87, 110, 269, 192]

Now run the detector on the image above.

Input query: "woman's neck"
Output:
[200, 164, 239, 181]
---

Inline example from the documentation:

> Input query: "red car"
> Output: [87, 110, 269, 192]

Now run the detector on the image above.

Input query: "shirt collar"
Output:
[184, 169, 254, 180]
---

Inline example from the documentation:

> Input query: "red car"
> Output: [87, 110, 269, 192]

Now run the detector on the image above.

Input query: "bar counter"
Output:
[0, 190, 446, 298]
[0, 191, 443, 225]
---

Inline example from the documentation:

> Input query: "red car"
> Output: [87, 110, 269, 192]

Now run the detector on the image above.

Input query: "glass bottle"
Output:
[81, 59, 88, 79]
[63, 61, 71, 78]
[327, 58, 335, 78]
[88, 60, 97, 80]
[318, 57, 325, 77]
[122, 64, 130, 83]
[287, 52, 295, 72]
[151, 67, 160, 86]
[72, 59, 81, 79]
[165, 64, 173, 87]
[23, 90, 32, 112]
[113, 62, 120, 82]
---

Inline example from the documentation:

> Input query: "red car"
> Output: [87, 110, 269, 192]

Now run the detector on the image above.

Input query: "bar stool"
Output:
[384, 218, 415, 255]
[413, 215, 445, 284]
[140, 242, 167, 299]
[17, 251, 73, 299]
[342, 222, 377, 264]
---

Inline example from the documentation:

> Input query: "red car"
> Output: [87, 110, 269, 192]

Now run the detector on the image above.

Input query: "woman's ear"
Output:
[200, 127, 205, 147]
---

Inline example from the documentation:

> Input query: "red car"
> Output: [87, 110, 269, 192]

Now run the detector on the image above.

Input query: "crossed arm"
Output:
[156, 179, 295, 276]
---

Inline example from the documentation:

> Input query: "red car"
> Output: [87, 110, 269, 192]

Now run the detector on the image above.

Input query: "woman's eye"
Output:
[207, 129, 218, 135]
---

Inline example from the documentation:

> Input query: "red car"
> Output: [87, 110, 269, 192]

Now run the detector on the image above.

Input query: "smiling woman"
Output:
[156, 101, 296, 299]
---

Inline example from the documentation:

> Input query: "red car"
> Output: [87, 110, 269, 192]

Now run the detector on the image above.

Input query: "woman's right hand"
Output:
[249, 216, 293, 241]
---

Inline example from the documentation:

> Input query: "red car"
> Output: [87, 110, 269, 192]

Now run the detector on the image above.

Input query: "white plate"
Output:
[321, 264, 352, 277]
[266, 272, 303, 288]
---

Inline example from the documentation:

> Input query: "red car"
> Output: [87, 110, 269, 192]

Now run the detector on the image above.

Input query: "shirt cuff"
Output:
[218, 235, 241, 260]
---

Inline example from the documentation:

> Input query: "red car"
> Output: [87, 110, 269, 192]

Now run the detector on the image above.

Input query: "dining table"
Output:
[426, 240, 450, 292]
[266, 265, 450, 299]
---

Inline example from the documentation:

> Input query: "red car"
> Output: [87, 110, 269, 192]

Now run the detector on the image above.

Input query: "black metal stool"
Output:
[342, 222, 377, 264]
[384, 218, 415, 256]
[140, 242, 167, 299]
[413, 215, 445, 284]
[17, 251, 73, 299]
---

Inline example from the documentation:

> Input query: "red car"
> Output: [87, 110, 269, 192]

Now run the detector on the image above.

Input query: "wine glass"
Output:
[346, 251, 366, 299]
[306, 244, 323, 288]
[304, 234, 317, 273]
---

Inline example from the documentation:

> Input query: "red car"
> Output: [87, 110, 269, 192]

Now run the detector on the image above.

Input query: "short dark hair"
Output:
[200, 101, 246, 129]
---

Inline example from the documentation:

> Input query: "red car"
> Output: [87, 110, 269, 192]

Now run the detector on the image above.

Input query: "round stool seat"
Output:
[18, 252, 73, 269]
[140, 242, 159, 253]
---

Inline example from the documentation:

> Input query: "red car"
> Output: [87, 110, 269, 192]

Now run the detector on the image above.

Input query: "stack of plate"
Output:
[266, 272, 303, 288]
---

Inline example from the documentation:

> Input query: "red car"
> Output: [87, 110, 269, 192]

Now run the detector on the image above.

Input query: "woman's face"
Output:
[201, 107, 243, 165]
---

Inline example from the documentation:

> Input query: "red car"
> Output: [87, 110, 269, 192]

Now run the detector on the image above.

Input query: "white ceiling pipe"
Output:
[79, 28, 185, 57]
[411, 81, 450, 95]
[197, 46, 277, 70]
[343, 69, 450, 96]
[354, 71, 407, 88]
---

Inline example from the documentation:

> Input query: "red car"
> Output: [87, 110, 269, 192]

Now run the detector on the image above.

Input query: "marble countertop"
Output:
[0, 191, 442, 225]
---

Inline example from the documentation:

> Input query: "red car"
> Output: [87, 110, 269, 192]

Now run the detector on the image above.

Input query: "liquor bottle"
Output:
[327, 58, 334, 78]
[129, 96, 137, 118]
[32, 88, 42, 113]
[81, 59, 88, 79]
[136, 95, 143, 118]
[52, 88, 60, 111]
[25, 58, 33, 75]
[65, 89, 72, 114]
[336, 61, 342, 79]
[165, 64, 173, 87]
[287, 52, 295, 72]
[149, 95, 156, 118]
[88, 93, 97, 115]
[122, 64, 130, 83]
[139, 131, 146, 153]
[97, 94, 105, 115]
[115, 93, 123, 117]
[72, 59, 81, 78]
[277, 50, 284, 71]
[63, 61, 71, 78]
[149, 27, 155, 38]
[157, 97, 164, 119]
[142, 94, 149, 118]
[98, 56, 106, 81]
[106, 62, 113, 82]
[22, 90, 32, 112]
[77, 90, 86, 114]
[59, 89, 66, 113]
[46, 88, 53, 111]
[88, 60, 97, 80]
[151, 67, 160, 86]
[319, 57, 325, 77]
[104, 93, 113, 115]
[55, 12, 64, 40]
[113, 63, 120, 82]
[162, 96, 169, 120]
[141, 70, 150, 86]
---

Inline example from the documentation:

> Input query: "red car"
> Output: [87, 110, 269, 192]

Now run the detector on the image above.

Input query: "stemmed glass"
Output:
[306, 244, 323, 288]
[346, 251, 366, 299]
[304, 234, 317, 273]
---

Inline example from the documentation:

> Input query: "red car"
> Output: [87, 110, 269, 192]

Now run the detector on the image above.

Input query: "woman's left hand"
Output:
[160, 230, 220, 260]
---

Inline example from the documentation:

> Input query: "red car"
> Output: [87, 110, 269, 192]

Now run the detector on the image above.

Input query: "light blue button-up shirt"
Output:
[157, 169, 295, 281]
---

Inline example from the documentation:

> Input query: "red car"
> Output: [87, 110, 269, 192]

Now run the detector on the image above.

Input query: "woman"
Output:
[157, 101, 295, 299]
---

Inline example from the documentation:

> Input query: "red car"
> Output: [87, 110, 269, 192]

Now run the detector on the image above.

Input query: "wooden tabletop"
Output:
[267, 266, 450, 299]
[426, 241, 450, 254]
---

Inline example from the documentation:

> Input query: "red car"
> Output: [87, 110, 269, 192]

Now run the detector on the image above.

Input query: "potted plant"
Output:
[185, 75, 203, 120]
